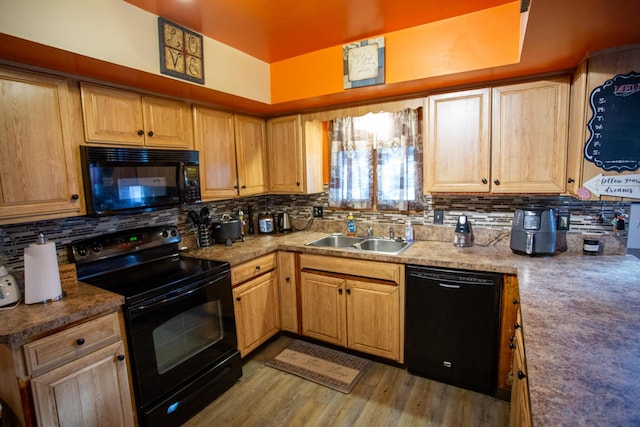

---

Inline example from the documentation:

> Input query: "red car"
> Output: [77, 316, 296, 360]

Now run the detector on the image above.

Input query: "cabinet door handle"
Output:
[338, 288, 343, 295]
[493, 179, 501, 185]
[346, 288, 351, 295]
[236, 296, 241, 301]
[241, 185, 247, 189]
[513, 298, 519, 305]
[481, 178, 488, 184]
[568, 177, 575, 183]
[147, 131, 154, 137]
[137, 130, 144, 136]
[285, 277, 290, 283]
[71, 194, 79, 201]
[76, 338, 85, 346]
[509, 343, 516, 350]
[514, 322, 521, 330]
[296, 181, 300, 186]
[255, 265, 261, 271]
[117, 354, 125, 361]
[517, 370, 526, 380]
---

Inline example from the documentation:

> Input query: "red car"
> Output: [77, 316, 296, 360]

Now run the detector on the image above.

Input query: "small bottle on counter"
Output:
[346, 212, 356, 237]
[404, 220, 414, 242]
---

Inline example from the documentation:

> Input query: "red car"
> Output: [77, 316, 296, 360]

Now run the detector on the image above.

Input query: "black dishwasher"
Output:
[405, 265, 502, 395]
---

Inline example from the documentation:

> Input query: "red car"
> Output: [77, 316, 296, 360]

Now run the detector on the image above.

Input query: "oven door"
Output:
[125, 270, 237, 407]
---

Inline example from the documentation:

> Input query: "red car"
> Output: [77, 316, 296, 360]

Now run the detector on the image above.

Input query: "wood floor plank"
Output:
[184, 336, 509, 427]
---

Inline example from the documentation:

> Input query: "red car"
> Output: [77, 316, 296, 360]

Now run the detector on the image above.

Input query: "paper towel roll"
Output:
[24, 241, 63, 304]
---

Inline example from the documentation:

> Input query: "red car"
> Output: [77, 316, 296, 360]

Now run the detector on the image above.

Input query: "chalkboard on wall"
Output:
[584, 72, 640, 172]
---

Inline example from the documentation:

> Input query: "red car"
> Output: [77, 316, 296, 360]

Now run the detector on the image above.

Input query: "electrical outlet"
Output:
[434, 210, 444, 224]
[312, 206, 323, 218]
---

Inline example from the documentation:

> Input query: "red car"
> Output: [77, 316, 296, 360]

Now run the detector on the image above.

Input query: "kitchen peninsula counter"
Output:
[188, 231, 640, 426]
[0, 281, 124, 348]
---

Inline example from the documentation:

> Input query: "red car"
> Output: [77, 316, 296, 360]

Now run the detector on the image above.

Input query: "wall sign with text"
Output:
[343, 37, 385, 89]
[158, 17, 204, 84]
[584, 72, 640, 171]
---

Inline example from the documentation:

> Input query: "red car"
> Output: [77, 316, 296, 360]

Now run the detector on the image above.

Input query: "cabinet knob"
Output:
[137, 130, 144, 136]
[76, 338, 85, 346]
[71, 194, 79, 201]
[346, 288, 351, 295]
[338, 288, 343, 295]
[568, 177, 575, 183]
[517, 370, 526, 380]
[514, 322, 521, 330]
[493, 179, 501, 185]
[513, 299, 519, 305]
[481, 178, 488, 184]
[147, 131, 154, 137]
[236, 296, 241, 301]
[285, 277, 290, 283]
[509, 343, 516, 350]
[117, 354, 125, 362]
[255, 265, 261, 271]
[510, 336, 515, 342]
[241, 185, 247, 189]
[296, 181, 300, 186]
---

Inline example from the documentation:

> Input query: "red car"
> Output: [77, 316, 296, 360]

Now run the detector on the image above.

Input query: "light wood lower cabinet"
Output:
[510, 309, 532, 427]
[0, 311, 135, 427]
[277, 251, 299, 333]
[232, 254, 280, 357]
[299, 255, 403, 362]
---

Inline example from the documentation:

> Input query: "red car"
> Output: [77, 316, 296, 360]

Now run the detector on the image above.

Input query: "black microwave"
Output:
[80, 146, 201, 216]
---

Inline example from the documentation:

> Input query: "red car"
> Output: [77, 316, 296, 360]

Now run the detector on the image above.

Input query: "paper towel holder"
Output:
[24, 233, 65, 304]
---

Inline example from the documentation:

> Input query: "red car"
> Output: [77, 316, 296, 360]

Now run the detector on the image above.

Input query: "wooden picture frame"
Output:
[158, 17, 204, 84]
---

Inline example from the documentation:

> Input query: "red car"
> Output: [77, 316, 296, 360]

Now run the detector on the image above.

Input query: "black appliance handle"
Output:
[129, 270, 229, 314]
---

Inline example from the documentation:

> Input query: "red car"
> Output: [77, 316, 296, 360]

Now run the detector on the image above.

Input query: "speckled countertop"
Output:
[188, 231, 640, 427]
[0, 281, 124, 348]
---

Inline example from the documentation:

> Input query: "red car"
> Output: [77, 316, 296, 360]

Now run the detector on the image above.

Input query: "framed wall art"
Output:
[158, 17, 204, 84]
[343, 37, 385, 89]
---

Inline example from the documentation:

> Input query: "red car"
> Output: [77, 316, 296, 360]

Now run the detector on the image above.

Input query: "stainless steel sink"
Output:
[306, 235, 412, 255]
[305, 235, 365, 248]
[355, 238, 412, 254]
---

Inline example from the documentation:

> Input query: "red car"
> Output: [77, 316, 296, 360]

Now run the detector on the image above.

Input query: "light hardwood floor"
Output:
[185, 336, 510, 427]
[185, 336, 509, 427]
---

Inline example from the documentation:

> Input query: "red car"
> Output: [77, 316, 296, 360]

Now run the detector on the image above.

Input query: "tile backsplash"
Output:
[0, 188, 631, 281]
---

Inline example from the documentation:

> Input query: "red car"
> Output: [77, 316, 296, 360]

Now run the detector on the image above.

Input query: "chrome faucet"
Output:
[389, 227, 395, 240]
[367, 226, 373, 237]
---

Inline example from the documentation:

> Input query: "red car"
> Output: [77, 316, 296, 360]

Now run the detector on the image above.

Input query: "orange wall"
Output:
[271, 2, 521, 104]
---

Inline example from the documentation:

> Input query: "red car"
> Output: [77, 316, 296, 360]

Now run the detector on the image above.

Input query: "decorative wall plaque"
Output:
[343, 37, 385, 89]
[584, 72, 640, 171]
[158, 17, 204, 84]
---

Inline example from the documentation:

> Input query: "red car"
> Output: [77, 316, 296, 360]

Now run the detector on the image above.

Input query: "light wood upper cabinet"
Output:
[81, 83, 193, 149]
[491, 77, 570, 193]
[425, 88, 491, 192]
[0, 66, 84, 224]
[267, 115, 324, 194]
[193, 107, 267, 200]
[235, 114, 268, 196]
[424, 77, 570, 194]
[567, 45, 640, 200]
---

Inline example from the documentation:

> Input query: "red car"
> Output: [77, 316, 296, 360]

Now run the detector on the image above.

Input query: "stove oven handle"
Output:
[129, 271, 229, 314]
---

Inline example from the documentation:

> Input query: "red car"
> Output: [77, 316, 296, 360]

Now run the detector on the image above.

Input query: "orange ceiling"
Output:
[124, 0, 514, 62]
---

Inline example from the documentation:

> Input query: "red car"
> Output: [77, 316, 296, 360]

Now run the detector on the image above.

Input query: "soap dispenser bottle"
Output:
[404, 220, 414, 242]
[346, 212, 356, 237]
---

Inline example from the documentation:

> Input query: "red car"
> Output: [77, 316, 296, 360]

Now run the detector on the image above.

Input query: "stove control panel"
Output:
[71, 226, 181, 264]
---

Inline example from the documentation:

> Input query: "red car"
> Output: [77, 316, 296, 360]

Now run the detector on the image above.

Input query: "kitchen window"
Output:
[328, 108, 423, 210]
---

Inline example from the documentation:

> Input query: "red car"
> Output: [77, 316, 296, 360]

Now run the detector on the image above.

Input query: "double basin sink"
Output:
[305, 234, 412, 255]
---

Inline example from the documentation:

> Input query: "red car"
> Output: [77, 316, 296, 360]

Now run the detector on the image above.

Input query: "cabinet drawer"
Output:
[299, 254, 402, 284]
[23, 312, 121, 376]
[232, 253, 277, 286]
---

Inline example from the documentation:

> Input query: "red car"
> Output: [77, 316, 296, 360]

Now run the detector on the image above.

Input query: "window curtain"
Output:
[376, 108, 423, 210]
[328, 108, 422, 211]
[328, 116, 374, 209]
